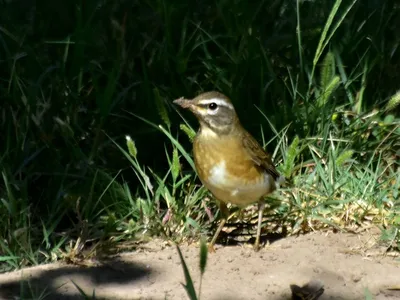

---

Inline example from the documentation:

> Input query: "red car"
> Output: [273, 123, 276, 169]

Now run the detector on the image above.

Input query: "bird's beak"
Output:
[173, 97, 192, 109]
[174, 97, 204, 117]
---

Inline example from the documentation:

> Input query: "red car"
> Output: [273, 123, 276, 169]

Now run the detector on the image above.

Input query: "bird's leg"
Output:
[254, 200, 265, 252]
[237, 207, 244, 222]
[208, 202, 229, 253]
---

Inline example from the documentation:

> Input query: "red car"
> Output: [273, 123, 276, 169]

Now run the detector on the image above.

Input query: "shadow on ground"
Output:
[0, 257, 151, 300]
[0, 231, 398, 299]
[215, 219, 287, 247]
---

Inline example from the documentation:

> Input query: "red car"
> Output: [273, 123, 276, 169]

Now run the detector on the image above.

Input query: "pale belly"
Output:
[202, 160, 275, 207]
[193, 131, 277, 207]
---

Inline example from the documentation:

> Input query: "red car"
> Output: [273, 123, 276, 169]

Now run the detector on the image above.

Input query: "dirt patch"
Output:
[0, 229, 399, 300]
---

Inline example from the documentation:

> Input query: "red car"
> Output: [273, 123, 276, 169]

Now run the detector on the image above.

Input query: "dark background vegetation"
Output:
[0, 0, 399, 272]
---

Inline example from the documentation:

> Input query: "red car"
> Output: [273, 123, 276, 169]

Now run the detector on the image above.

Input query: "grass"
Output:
[0, 0, 399, 285]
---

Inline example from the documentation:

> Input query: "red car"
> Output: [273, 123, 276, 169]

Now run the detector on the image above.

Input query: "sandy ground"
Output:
[0, 229, 399, 300]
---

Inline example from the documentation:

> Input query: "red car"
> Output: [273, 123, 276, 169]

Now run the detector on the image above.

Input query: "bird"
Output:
[173, 91, 283, 252]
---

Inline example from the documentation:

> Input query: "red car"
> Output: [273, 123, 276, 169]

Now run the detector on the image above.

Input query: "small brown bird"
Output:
[174, 91, 283, 252]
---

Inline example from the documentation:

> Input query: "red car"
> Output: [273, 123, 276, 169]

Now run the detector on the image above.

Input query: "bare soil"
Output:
[0, 228, 399, 300]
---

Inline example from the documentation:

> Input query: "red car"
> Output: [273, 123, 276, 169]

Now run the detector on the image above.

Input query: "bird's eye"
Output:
[208, 103, 218, 110]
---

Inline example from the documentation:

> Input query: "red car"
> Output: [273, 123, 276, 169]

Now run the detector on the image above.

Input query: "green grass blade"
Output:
[176, 245, 198, 300]
[159, 125, 195, 171]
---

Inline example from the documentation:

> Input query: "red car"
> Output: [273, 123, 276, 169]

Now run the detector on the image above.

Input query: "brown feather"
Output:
[174, 91, 282, 251]
[241, 129, 280, 180]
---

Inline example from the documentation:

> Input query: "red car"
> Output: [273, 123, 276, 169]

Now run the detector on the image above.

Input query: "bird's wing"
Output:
[242, 130, 281, 180]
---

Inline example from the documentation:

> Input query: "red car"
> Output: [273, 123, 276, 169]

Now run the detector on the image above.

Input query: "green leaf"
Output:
[383, 114, 395, 124]
[171, 147, 180, 182]
[125, 135, 137, 158]
[320, 51, 336, 91]
[308, 0, 357, 96]
[0, 255, 19, 262]
[283, 135, 300, 178]
[335, 150, 353, 168]
[185, 217, 200, 229]
[180, 124, 196, 142]
[317, 75, 340, 107]
[199, 237, 208, 276]
[128, 113, 195, 170]
[176, 245, 198, 300]
[154, 88, 171, 128]
[364, 288, 373, 300]
[159, 125, 196, 171]
[311, 0, 343, 74]
[386, 90, 400, 111]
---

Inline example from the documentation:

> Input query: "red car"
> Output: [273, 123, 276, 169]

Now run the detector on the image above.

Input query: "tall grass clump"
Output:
[0, 0, 399, 272]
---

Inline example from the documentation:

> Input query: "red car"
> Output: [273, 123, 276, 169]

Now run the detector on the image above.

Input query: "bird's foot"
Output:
[208, 244, 216, 253]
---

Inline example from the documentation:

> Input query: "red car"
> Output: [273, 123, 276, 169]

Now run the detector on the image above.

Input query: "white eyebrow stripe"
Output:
[198, 98, 234, 109]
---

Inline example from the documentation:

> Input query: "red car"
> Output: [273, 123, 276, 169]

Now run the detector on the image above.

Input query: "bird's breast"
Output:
[193, 133, 275, 206]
